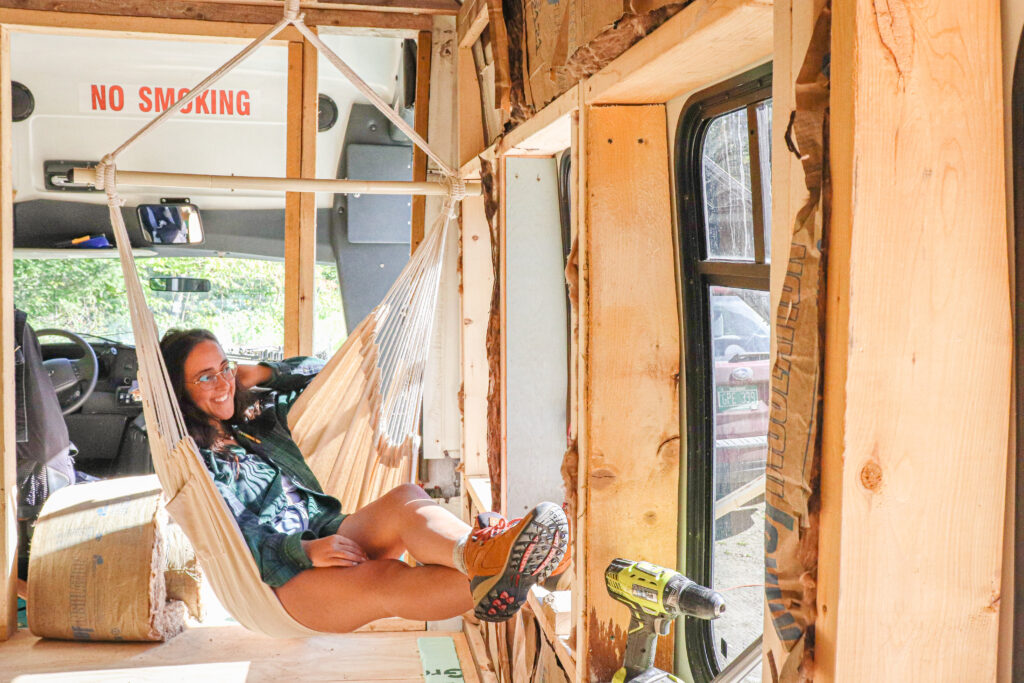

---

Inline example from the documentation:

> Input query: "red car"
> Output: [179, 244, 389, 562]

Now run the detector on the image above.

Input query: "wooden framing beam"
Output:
[585, 0, 773, 105]
[0, 1, 434, 31]
[576, 105, 679, 682]
[0, 8, 307, 40]
[456, 0, 486, 49]
[410, 29, 431, 253]
[460, 191, 492, 485]
[812, 0, 1011, 680]
[284, 37, 317, 357]
[0, 24, 14, 643]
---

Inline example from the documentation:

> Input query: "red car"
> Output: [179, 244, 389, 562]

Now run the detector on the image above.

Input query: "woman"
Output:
[160, 328, 568, 632]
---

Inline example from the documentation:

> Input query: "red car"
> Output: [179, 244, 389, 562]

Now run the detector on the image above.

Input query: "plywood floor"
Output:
[0, 626, 479, 682]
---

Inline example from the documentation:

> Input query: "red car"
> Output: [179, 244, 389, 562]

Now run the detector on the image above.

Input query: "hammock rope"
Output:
[88, 0, 465, 637]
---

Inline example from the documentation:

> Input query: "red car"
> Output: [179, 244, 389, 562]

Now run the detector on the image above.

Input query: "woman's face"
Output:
[183, 340, 235, 423]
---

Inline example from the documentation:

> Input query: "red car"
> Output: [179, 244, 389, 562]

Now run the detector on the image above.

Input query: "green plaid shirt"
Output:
[199, 356, 347, 588]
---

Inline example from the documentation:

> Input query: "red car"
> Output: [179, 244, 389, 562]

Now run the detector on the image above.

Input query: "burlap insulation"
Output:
[763, 3, 831, 681]
[27, 476, 187, 641]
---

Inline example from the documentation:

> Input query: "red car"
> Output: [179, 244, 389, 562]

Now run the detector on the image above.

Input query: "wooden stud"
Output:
[284, 37, 317, 357]
[456, 0, 486, 49]
[585, 0, 773, 105]
[576, 105, 679, 682]
[571, 91, 588, 683]
[459, 46, 486, 168]
[194, 0, 458, 14]
[815, 1, 1011, 680]
[0, 0, 435, 30]
[483, 0, 510, 113]
[410, 30, 432, 254]
[0, 8, 307, 40]
[0, 24, 13, 643]
[460, 192, 493, 482]
[497, 155, 508, 516]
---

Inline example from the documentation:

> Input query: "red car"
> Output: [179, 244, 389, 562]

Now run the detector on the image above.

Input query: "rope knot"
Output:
[443, 174, 466, 218]
[96, 156, 125, 207]
[446, 174, 467, 201]
[283, 0, 301, 20]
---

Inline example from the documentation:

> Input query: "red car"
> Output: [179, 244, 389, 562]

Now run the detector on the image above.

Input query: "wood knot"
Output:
[590, 467, 617, 490]
[860, 461, 883, 491]
[643, 511, 657, 525]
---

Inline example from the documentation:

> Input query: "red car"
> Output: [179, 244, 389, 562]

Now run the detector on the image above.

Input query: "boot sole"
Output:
[470, 502, 569, 623]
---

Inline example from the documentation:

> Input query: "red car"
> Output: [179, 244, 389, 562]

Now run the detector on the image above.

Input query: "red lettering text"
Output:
[237, 90, 250, 116]
[178, 88, 192, 114]
[195, 90, 210, 115]
[138, 86, 152, 113]
[91, 85, 106, 111]
[108, 85, 124, 111]
[219, 90, 234, 116]
[154, 87, 176, 112]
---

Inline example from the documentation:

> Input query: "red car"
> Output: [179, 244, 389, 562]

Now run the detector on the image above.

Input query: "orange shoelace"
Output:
[470, 516, 521, 543]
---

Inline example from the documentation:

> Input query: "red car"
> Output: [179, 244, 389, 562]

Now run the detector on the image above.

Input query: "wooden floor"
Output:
[0, 625, 479, 682]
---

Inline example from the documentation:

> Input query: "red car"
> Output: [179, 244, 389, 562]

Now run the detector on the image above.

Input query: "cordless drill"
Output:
[605, 559, 726, 683]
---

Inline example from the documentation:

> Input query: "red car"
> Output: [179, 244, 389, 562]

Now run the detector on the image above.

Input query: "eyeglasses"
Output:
[190, 361, 238, 391]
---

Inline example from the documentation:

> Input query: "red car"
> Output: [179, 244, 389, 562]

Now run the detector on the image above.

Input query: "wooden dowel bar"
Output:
[70, 167, 482, 196]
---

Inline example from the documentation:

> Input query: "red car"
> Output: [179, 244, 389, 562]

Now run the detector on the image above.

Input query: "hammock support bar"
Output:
[70, 167, 483, 197]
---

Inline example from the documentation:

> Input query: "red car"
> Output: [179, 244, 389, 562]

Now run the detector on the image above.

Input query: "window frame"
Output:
[675, 64, 772, 681]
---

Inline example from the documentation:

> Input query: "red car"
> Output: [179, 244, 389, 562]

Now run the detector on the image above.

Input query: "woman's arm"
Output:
[235, 363, 273, 390]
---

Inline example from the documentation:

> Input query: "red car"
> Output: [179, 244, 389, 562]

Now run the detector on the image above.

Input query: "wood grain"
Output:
[0, 627, 475, 681]
[457, 0, 486, 49]
[0, 24, 13, 643]
[577, 105, 679, 681]
[410, 30, 432, 254]
[585, 0, 773, 105]
[284, 38, 317, 357]
[818, 0, 1011, 680]
[0, 0, 435, 29]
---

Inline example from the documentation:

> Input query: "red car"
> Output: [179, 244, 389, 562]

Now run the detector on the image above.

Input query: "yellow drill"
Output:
[605, 559, 726, 683]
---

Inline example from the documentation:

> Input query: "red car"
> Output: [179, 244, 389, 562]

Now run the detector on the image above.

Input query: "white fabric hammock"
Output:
[90, 1, 464, 638]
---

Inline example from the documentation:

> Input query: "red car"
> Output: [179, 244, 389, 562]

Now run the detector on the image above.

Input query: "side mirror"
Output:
[137, 203, 204, 245]
[149, 277, 211, 293]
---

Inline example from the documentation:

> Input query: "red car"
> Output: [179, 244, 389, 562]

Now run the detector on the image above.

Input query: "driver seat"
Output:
[14, 309, 75, 578]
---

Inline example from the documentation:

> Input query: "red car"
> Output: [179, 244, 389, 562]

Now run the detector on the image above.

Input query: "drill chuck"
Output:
[664, 574, 726, 620]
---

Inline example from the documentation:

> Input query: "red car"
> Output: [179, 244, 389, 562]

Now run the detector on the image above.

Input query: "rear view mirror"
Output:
[137, 203, 204, 245]
[149, 277, 211, 293]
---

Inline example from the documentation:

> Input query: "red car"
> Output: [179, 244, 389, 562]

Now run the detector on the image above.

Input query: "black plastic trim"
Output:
[675, 63, 772, 682]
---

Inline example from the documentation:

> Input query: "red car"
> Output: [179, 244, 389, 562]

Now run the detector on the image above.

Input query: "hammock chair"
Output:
[82, 0, 472, 638]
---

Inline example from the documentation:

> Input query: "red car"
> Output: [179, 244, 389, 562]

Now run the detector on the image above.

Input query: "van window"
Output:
[14, 256, 346, 360]
[676, 65, 771, 681]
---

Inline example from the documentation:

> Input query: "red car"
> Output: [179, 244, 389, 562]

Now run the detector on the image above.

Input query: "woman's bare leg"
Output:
[274, 559, 474, 632]
[335, 483, 471, 567]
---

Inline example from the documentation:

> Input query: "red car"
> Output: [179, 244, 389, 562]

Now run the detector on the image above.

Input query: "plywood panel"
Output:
[818, 1, 1011, 680]
[0, 627, 476, 681]
[577, 105, 679, 681]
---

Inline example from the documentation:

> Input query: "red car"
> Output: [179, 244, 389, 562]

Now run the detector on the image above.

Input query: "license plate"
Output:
[717, 385, 759, 410]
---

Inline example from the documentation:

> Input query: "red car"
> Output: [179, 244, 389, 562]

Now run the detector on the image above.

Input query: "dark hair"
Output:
[159, 328, 257, 450]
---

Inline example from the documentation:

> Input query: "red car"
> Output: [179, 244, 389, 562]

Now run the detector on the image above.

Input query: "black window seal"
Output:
[675, 62, 772, 682]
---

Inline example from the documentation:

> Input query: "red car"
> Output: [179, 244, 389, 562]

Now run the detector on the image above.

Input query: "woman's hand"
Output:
[235, 363, 273, 390]
[301, 534, 369, 568]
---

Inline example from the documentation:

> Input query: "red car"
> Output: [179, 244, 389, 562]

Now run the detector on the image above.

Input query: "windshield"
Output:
[14, 256, 347, 360]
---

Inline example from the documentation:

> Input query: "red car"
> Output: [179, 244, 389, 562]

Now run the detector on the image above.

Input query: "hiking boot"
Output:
[463, 502, 568, 622]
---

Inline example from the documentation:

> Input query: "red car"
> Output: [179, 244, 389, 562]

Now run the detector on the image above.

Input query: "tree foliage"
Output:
[14, 256, 347, 359]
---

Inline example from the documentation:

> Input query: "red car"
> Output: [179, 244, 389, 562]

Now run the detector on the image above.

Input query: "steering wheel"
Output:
[36, 329, 99, 416]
